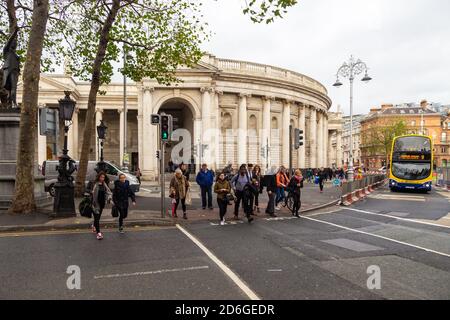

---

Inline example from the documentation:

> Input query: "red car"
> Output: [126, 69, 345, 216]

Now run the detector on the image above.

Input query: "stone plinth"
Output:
[0, 110, 50, 210]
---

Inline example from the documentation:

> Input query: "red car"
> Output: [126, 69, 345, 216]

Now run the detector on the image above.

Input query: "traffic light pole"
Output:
[161, 141, 165, 219]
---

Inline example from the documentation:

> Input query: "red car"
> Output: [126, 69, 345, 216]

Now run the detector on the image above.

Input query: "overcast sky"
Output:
[199, 0, 450, 115]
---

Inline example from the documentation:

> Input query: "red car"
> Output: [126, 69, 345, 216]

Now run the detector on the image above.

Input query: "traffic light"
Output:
[160, 114, 172, 141]
[151, 114, 160, 125]
[294, 128, 304, 149]
[192, 145, 198, 157]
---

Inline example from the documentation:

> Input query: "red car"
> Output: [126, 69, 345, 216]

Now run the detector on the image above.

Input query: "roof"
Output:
[381, 107, 437, 115]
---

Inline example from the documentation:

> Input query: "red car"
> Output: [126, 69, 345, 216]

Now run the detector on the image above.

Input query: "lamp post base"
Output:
[53, 184, 76, 217]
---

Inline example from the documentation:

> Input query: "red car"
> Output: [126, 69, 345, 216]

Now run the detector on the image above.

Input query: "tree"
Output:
[361, 118, 409, 166]
[1, 0, 73, 213]
[243, 0, 298, 23]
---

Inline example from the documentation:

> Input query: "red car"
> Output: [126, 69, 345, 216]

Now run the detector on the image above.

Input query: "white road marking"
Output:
[94, 265, 209, 279]
[369, 194, 425, 202]
[299, 215, 450, 258]
[140, 187, 154, 193]
[176, 224, 260, 300]
[343, 207, 450, 230]
[267, 269, 283, 272]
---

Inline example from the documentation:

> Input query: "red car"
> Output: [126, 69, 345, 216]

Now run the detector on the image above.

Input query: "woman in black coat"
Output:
[288, 169, 304, 217]
[113, 173, 136, 233]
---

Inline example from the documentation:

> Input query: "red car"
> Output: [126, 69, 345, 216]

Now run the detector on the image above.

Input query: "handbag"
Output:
[185, 188, 192, 205]
[111, 205, 119, 218]
[79, 197, 93, 219]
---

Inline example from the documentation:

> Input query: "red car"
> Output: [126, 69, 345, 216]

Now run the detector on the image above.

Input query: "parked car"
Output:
[42, 160, 140, 197]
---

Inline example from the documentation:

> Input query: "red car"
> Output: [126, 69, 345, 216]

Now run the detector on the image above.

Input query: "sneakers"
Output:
[220, 220, 225, 226]
[119, 226, 124, 234]
[275, 206, 281, 211]
[183, 213, 187, 220]
[247, 216, 254, 223]
[96, 232, 103, 240]
[91, 224, 96, 233]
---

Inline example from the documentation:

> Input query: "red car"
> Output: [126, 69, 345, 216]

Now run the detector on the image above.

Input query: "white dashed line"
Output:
[94, 265, 209, 279]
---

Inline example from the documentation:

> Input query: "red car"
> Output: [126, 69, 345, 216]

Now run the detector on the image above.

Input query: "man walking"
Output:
[196, 163, 215, 210]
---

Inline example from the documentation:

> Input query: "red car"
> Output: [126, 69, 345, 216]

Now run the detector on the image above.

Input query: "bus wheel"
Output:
[390, 187, 397, 192]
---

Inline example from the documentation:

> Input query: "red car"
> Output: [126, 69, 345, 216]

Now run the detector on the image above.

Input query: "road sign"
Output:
[151, 114, 160, 125]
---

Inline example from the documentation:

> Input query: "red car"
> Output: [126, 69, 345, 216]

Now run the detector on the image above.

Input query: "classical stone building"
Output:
[20, 54, 333, 180]
[327, 106, 344, 168]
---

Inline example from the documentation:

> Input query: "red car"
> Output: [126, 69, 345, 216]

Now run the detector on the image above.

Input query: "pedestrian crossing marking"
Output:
[369, 194, 425, 202]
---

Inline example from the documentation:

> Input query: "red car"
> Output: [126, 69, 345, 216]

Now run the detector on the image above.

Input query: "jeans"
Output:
[201, 185, 213, 208]
[266, 192, 276, 215]
[234, 190, 244, 216]
[117, 206, 128, 227]
[275, 187, 285, 206]
[93, 206, 104, 233]
[175, 198, 186, 214]
[217, 198, 228, 221]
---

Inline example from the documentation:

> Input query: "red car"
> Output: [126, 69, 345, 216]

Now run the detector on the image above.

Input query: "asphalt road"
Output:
[1, 186, 449, 299]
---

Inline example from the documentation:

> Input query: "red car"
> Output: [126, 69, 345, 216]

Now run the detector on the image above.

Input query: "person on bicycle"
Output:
[288, 169, 304, 217]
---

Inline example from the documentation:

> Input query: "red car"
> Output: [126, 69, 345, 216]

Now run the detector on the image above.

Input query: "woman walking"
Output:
[170, 168, 190, 219]
[214, 172, 231, 225]
[113, 173, 136, 234]
[89, 172, 112, 240]
[252, 165, 263, 214]
[288, 169, 304, 217]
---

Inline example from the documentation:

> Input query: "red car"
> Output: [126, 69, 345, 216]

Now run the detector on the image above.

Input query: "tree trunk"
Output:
[9, 0, 50, 214]
[74, 0, 121, 196]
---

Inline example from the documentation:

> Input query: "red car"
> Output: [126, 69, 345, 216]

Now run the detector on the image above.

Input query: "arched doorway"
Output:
[158, 98, 194, 172]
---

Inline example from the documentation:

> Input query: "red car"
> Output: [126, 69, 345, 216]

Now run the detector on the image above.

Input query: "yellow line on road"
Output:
[0, 225, 175, 238]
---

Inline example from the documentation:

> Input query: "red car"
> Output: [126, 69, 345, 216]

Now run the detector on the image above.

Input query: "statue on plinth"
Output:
[1, 28, 20, 109]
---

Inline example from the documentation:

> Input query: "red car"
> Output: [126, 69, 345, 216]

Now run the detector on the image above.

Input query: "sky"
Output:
[198, 0, 450, 115]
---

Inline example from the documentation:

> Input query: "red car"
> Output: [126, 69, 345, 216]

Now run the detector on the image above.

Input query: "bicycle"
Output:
[281, 189, 295, 213]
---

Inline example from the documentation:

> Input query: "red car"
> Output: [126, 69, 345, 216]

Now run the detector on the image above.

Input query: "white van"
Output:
[42, 160, 140, 197]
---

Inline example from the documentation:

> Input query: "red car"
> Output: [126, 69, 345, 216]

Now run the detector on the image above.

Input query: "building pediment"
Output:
[17, 74, 81, 100]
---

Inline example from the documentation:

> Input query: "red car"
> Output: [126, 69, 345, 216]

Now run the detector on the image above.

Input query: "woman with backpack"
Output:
[288, 169, 304, 217]
[112, 173, 136, 234]
[89, 171, 112, 240]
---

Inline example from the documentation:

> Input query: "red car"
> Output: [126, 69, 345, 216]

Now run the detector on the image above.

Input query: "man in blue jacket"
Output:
[196, 163, 215, 210]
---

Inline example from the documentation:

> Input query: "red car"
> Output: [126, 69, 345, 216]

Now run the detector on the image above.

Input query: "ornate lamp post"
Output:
[333, 55, 372, 181]
[96, 120, 108, 174]
[53, 91, 77, 217]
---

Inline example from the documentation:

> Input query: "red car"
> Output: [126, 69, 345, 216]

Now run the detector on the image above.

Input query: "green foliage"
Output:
[242, 0, 298, 23]
[60, 0, 209, 86]
[362, 118, 409, 157]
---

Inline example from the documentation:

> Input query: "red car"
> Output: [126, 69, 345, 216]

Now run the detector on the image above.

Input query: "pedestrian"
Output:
[317, 167, 326, 193]
[135, 167, 142, 185]
[170, 168, 190, 219]
[180, 162, 190, 181]
[252, 165, 263, 214]
[214, 172, 232, 225]
[88, 171, 112, 240]
[231, 164, 250, 220]
[263, 166, 277, 217]
[243, 179, 257, 223]
[275, 166, 289, 210]
[196, 163, 215, 210]
[113, 173, 136, 234]
[288, 169, 304, 217]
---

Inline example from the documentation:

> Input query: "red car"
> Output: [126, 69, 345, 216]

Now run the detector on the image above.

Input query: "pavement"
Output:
[0, 180, 341, 233]
[1, 185, 449, 299]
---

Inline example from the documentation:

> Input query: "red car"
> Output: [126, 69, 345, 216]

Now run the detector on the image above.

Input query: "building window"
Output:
[442, 132, 447, 143]
[411, 120, 416, 127]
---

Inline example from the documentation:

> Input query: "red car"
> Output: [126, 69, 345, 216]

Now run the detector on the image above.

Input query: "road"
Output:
[1, 185, 449, 299]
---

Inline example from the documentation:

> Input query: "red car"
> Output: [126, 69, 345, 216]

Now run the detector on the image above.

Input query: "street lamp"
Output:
[333, 56, 372, 181]
[53, 91, 77, 217]
[122, 46, 133, 173]
[96, 120, 108, 174]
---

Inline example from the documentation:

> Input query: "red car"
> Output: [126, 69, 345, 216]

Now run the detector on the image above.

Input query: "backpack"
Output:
[79, 196, 94, 218]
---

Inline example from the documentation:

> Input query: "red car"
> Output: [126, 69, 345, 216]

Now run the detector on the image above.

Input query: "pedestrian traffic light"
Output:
[294, 128, 304, 149]
[160, 114, 172, 141]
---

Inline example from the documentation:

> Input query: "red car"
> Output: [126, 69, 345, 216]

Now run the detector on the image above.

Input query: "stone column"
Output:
[141, 85, 155, 179]
[118, 108, 124, 166]
[298, 104, 306, 169]
[238, 93, 249, 166]
[316, 111, 322, 168]
[282, 100, 291, 166]
[336, 130, 343, 167]
[37, 106, 47, 165]
[213, 89, 223, 171]
[201, 87, 213, 166]
[95, 108, 103, 161]
[309, 106, 317, 168]
[324, 117, 327, 167]
[262, 96, 272, 172]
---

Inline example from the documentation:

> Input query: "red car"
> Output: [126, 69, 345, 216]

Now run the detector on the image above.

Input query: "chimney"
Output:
[420, 100, 428, 110]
